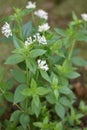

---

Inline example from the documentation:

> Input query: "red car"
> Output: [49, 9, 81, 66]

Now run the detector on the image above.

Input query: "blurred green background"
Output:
[0, 0, 87, 79]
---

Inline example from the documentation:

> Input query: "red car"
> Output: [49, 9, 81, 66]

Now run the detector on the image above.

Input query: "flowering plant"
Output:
[0, 1, 87, 130]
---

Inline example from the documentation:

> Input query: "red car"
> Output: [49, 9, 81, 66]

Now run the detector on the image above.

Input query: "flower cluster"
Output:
[81, 13, 87, 21]
[37, 59, 49, 71]
[25, 33, 47, 46]
[38, 23, 50, 32]
[34, 9, 48, 20]
[1, 22, 12, 38]
[26, 1, 36, 9]
[25, 36, 33, 46]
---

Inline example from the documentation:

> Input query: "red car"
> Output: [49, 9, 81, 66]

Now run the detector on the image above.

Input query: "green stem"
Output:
[26, 60, 29, 85]
[36, 70, 39, 80]
[25, 60, 29, 112]
[27, 124, 31, 130]
[16, 19, 24, 41]
[32, 13, 35, 26]
[0, 88, 5, 94]
[13, 103, 24, 112]
[68, 40, 75, 60]
[25, 97, 28, 112]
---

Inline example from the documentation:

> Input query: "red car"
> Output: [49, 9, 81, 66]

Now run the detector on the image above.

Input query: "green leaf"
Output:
[59, 87, 72, 95]
[33, 122, 42, 128]
[72, 12, 78, 21]
[52, 75, 58, 86]
[11, 69, 26, 83]
[54, 28, 66, 37]
[5, 54, 24, 64]
[26, 59, 37, 74]
[10, 110, 22, 123]
[40, 69, 51, 83]
[30, 49, 46, 58]
[14, 84, 27, 103]
[55, 103, 65, 119]
[37, 87, 51, 96]
[22, 79, 37, 97]
[59, 96, 71, 107]
[46, 92, 56, 104]
[33, 95, 40, 107]
[31, 78, 37, 88]
[5, 91, 13, 102]
[54, 122, 63, 130]
[22, 88, 32, 97]
[54, 89, 59, 100]
[76, 33, 87, 42]
[0, 15, 14, 24]
[43, 116, 49, 124]
[13, 36, 23, 48]
[5, 78, 14, 90]
[16, 126, 24, 130]
[20, 114, 30, 129]
[66, 71, 80, 79]
[31, 96, 41, 117]
[22, 21, 33, 38]
[72, 57, 87, 67]
[19, 8, 34, 17]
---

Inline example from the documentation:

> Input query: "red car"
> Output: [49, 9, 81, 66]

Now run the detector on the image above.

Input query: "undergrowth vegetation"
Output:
[0, 1, 87, 130]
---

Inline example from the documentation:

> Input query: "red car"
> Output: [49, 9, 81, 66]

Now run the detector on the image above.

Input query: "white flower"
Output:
[25, 36, 33, 46]
[38, 35, 47, 45]
[37, 59, 49, 71]
[33, 33, 40, 42]
[33, 33, 47, 45]
[34, 9, 48, 20]
[81, 13, 87, 21]
[1, 22, 12, 38]
[38, 23, 50, 32]
[26, 1, 36, 9]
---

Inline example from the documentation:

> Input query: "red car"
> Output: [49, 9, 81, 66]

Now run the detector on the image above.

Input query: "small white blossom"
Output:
[26, 1, 36, 9]
[25, 36, 33, 46]
[81, 13, 87, 21]
[33, 33, 40, 42]
[38, 35, 47, 45]
[1, 22, 12, 38]
[34, 9, 48, 20]
[38, 23, 50, 32]
[37, 59, 49, 71]
[33, 33, 47, 45]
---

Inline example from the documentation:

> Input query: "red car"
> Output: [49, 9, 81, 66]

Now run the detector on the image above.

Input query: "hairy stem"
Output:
[0, 88, 5, 94]
[13, 103, 24, 112]
[68, 40, 75, 60]
[25, 60, 29, 85]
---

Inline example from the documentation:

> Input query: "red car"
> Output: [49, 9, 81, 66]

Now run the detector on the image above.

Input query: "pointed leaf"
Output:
[26, 59, 37, 74]
[11, 69, 26, 83]
[10, 110, 21, 123]
[20, 114, 30, 129]
[14, 84, 27, 103]
[30, 49, 46, 58]
[55, 103, 65, 119]
[13, 36, 23, 48]
[5, 54, 24, 64]
[40, 69, 51, 83]
[66, 71, 80, 79]
[22, 21, 33, 38]
[37, 87, 51, 96]
[54, 28, 66, 37]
